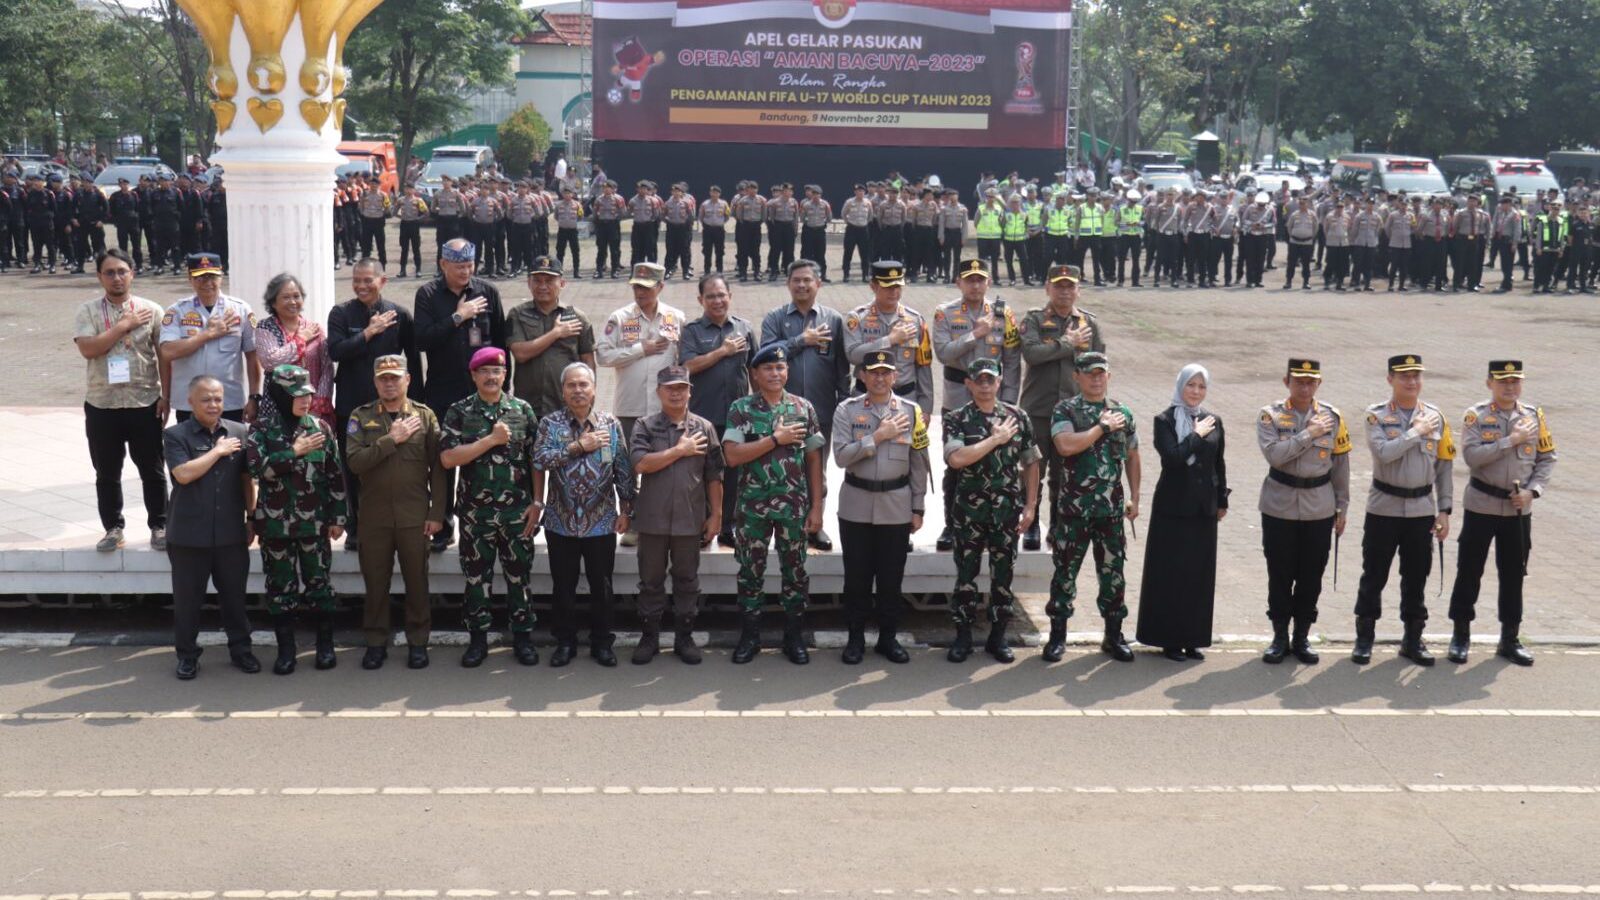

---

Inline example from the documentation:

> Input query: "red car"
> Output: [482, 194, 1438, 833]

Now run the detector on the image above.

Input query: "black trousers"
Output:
[1533, 250, 1560, 290]
[766, 221, 796, 274]
[361, 217, 387, 266]
[435, 216, 460, 255]
[1354, 513, 1434, 623]
[1261, 513, 1334, 625]
[1453, 235, 1484, 288]
[84, 402, 167, 532]
[1120, 233, 1142, 285]
[398, 221, 422, 272]
[1388, 247, 1411, 287]
[114, 220, 143, 268]
[801, 224, 828, 276]
[594, 219, 622, 274]
[942, 228, 964, 281]
[1243, 233, 1266, 285]
[630, 220, 659, 265]
[665, 222, 693, 274]
[1448, 510, 1529, 626]
[1027, 232, 1047, 283]
[506, 221, 532, 272]
[28, 221, 54, 266]
[1186, 233, 1212, 284]
[556, 226, 581, 271]
[533, 219, 549, 257]
[700, 224, 724, 272]
[875, 223, 904, 265]
[1566, 243, 1592, 290]
[838, 518, 911, 628]
[735, 221, 762, 276]
[841, 225, 870, 279]
[1491, 238, 1514, 289]
[1211, 235, 1233, 284]
[547, 531, 617, 643]
[1285, 242, 1313, 285]
[1003, 238, 1029, 282]
[75, 222, 106, 265]
[8, 218, 23, 264]
[169, 542, 253, 662]
[1350, 245, 1375, 288]
[977, 237, 1000, 275]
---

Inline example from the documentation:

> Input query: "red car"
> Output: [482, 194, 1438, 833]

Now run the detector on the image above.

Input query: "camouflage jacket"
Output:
[1051, 394, 1138, 518]
[441, 392, 538, 524]
[723, 391, 825, 514]
[246, 414, 348, 539]
[942, 400, 1041, 509]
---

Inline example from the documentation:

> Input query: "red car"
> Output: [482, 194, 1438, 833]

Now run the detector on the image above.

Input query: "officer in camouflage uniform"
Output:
[942, 357, 1041, 664]
[440, 346, 541, 669]
[722, 341, 827, 665]
[1046, 351, 1142, 663]
[246, 365, 349, 676]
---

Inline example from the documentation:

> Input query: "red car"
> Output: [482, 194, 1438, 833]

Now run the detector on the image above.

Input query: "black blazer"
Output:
[1150, 406, 1229, 518]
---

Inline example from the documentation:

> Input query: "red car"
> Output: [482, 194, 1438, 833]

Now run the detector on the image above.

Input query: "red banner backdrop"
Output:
[593, 0, 1072, 149]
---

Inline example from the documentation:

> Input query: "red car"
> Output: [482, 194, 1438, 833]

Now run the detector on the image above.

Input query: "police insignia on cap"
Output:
[1488, 359, 1525, 379]
[1388, 354, 1425, 373]
[751, 342, 788, 366]
[1048, 264, 1081, 284]
[872, 261, 906, 286]
[957, 258, 989, 279]
[1287, 358, 1322, 378]
[862, 350, 896, 371]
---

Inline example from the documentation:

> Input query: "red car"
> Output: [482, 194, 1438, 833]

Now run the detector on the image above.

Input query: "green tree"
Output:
[496, 104, 552, 178]
[343, 0, 532, 180]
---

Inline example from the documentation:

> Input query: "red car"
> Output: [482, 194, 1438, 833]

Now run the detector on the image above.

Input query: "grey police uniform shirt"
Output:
[1286, 210, 1318, 243]
[1242, 204, 1274, 235]
[664, 196, 695, 226]
[1384, 209, 1414, 248]
[1322, 211, 1351, 246]
[160, 294, 257, 412]
[932, 296, 1021, 410]
[1256, 399, 1352, 521]
[841, 197, 872, 227]
[553, 199, 582, 229]
[1459, 399, 1557, 517]
[939, 202, 968, 231]
[732, 194, 766, 223]
[831, 393, 929, 525]
[698, 198, 730, 227]
[1492, 208, 1523, 242]
[359, 190, 387, 218]
[432, 189, 462, 217]
[1350, 211, 1383, 247]
[1363, 400, 1454, 518]
[800, 198, 831, 228]
[843, 302, 934, 417]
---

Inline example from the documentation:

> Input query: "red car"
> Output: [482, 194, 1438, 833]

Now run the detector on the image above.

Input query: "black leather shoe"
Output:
[407, 645, 430, 669]
[719, 530, 737, 549]
[1290, 623, 1320, 665]
[732, 612, 761, 664]
[1398, 621, 1435, 666]
[460, 630, 489, 668]
[1497, 624, 1533, 666]
[1263, 624, 1290, 664]
[314, 622, 337, 670]
[273, 625, 297, 675]
[590, 638, 618, 667]
[781, 615, 810, 665]
[230, 651, 261, 674]
[513, 632, 539, 666]
[874, 626, 910, 664]
[549, 641, 578, 667]
[1100, 621, 1134, 662]
[935, 526, 955, 552]
[1163, 647, 1187, 662]
[985, 620, 1015, 663]
[841, 627, 866, 665]
[175, 657, 199, 680]
[1184, 648, 1205, 660]
[947, 625, 973, 662]
[1447, 622, 1470, 664]
[361, 646, 387, 670]
[1041, 620, 1067, 663]
[1351, 616, 1376, 665]
[1023, 520, 1041, 551]
[807, 530, 833, 551]
[430, 532, 452, 554]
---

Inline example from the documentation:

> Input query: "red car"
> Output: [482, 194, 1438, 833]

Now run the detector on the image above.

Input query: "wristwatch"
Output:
[450, 312, 464, 326]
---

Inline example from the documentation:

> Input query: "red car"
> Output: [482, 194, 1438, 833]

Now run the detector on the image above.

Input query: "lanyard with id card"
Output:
[102, 298, 135, 385]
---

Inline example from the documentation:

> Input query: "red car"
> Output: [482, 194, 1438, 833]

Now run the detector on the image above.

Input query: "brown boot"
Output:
[673, 626, 702, 665]
[631, 621, 661, 665]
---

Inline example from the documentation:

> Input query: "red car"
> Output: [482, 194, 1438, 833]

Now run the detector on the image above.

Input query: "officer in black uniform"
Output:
[2, 170, 24, 271]
[205, 177, 229, 271]
[109, 178, 144, 273]
[0, 173, 12, 272]
[50, 174, 75, 272]
[147, 173, 183, 274]
[24, 173, 57, 273]
[175, 173, 207, 257]
[73, 173, 109, 273]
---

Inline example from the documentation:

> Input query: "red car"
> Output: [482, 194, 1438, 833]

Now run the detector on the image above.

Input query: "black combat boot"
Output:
[781, 613, 809, 665]
[936, 526, 955, 552]
[1263, 621, 1290, 664]
[313, 614, 337, 670]
[632, 620, 660, 665]
[1101, 617, 1134, 662]
[272, 616, 297, 675]
[1041, 619, 1067, 663]
[513, 631, 540, 666]
[1447, 621, 1470, 664]
[731, 611, 762, 664]
[985, 617, 1015, 663]
[874, 620, 909, 664]
[1351, 616, 1376, 665]
[1497, 623, 1533, 666]
[947, 625, 973, 663]
[673, 619, 702, 665]
[1398, 620, 1435, 666]
[460, 629, 489, 668]
[841, 624, 866, 665]
[1290, 620, 1320, 665]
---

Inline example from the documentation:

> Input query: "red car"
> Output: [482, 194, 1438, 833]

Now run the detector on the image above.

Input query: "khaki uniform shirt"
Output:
[343, 398, 447, 528]
[931, 297, 1022, 409]
[1364, 400, 1454, 518]
[831, 393, 930, 524]
[595, 301, 686, 417]
[1256, 399, 1352, 520]
[842, 303, 934, 416]
[698, 198, 730, 227]
[506, 301, 595, 418]
[841, 197, 873, 227]
[1459, 399, 1557, 516]
[1017, 305, 1104, 418]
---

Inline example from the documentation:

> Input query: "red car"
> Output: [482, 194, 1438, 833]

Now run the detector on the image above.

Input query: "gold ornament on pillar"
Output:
[177, 0, 387, 135]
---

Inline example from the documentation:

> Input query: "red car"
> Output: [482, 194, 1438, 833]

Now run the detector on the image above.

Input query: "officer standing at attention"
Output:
[938, 189, 969, 283]
[1282, 196, 1317, 290]
[627, 178, 663, 267]
[73, 171, 109, 274]
[552, 185, 583, 275]
[722, 342, 827, 665]
[943, 357, 1040, 663]
[973, 189, 1004, 276]
[797, 184, 831, 282]
[507, 254, 595, 421]
[440, 346, 540, 669]
[23, 173, 57, 273]
[591, 179, 625, 279]
[766, 183, 799, 279]
[1257, 358, 1350, 665]
[203, 177, 228, 272]
[931, 257, 1021, 550]
[839, 184, 874, 283]
[663, 182, 697, 280]
[345, 354, 446, 671]
[833, 349, 929, 665]
[1446, 360, 1556, 666]
[394, 183, 428, 279]
[1018, 263, 1104, 550]
[1046, 351, 1141, 663]
[1351, 355, 1454, 667]
[697, 184, 730, 276]
[843, 260, 934, 418]
[431, 176, 464, 260]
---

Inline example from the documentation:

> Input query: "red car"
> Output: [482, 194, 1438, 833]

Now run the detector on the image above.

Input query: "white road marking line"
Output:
[4, 783, 1596, 800]
[11, 890, 1600, 900]
[6, 707, 1600, 720]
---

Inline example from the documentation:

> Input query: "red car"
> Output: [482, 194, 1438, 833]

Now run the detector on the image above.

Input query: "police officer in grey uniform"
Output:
[840, 185, 874, 282]
[358, 183, 389, 270]
[663, 182, 696, 280]
[843, 260, 934, 418]
[931, 257, 1021, 550]
[698, 185, 730, 275]
[1446, 360, 1556, 666]
[799, 185, 832, 282]
[1352, 354, 1454, 666]
[833, 349, 930, 664]
[1257, 358, 1351, 665]
[1283, 198, 1317, 289]
[431, 177, 464, 262]
[552, 185, 583, 275]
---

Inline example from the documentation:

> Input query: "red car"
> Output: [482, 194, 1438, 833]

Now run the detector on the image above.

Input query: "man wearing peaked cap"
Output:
[1255, 357, 1351, 665]
[160, 252, 260, 422]
[832, 347, 929, 664]
[1351, 354, 1455, 667]
[843, 260, 934, 429]
[1445, 360, 1557, 666]
[507, 253, 596, 421]
[765, 182, 799, 278]
[799, 183, 833, 282]
[722, 339, 827, 665]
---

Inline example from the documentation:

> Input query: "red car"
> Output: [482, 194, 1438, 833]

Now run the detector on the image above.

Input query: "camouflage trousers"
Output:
[950, 507, 1021, 626]
[459, 515, 535, 633]
[260, 535, 335, 617]
[735, 510, 809, 613]
[1046, 515, 1128, 622]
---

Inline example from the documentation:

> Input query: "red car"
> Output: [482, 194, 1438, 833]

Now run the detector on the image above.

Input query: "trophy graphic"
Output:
[1004, 41, 1044, 115]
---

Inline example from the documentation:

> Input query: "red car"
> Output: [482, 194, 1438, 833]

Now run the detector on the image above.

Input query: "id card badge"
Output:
[106, 353, 131, 385]
[468, 323, 484, 348]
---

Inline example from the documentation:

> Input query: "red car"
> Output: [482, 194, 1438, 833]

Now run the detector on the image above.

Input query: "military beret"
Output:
[751, 342, 788, 367]
[468, 347, 507, 371]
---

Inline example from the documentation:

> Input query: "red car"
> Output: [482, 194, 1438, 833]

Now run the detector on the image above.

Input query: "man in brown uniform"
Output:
[345, 354, 448, 670]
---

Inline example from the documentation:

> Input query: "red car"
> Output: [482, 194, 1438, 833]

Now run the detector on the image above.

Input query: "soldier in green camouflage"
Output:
[942, 356, 1041, 663]
[1046, 350, 1142, 663]
[722, 341, 826, 665]
[440, 346, 541, 669]
[246, 364, 349, 676]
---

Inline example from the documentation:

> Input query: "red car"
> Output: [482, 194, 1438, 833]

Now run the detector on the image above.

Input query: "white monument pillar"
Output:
[176, 0, 385, 326]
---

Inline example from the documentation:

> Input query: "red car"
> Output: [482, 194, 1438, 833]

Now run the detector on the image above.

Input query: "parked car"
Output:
[1439, 155, 1561, 198]
[415, 145, 496, 200]
[1330, 154, 1449, 197]
[93, 162, 177, 197]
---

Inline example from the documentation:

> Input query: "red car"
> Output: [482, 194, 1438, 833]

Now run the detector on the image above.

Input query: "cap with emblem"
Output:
[528, 254, 562, 277]
[967, 357, 1001, 378]
[628, 261, 665, 287]
[872, 260, 906, 286]
[469, 347, 507, 371]
[751, 342, 788, 367]
[656, 365, 691, 386]
[1287, 358, 1322, 379]
[1488, 359, 1524, 380]
[374, 354, 409, 378]
[270, 364, 315, 397]
[186, 252, 223, 277]
[956, 258, 989, 280]
[1074, 351, 1109, 373]
[1388, 354, 1425, 373]
[1048, 263, 1082, 284]
[861, 350, 896, 371]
